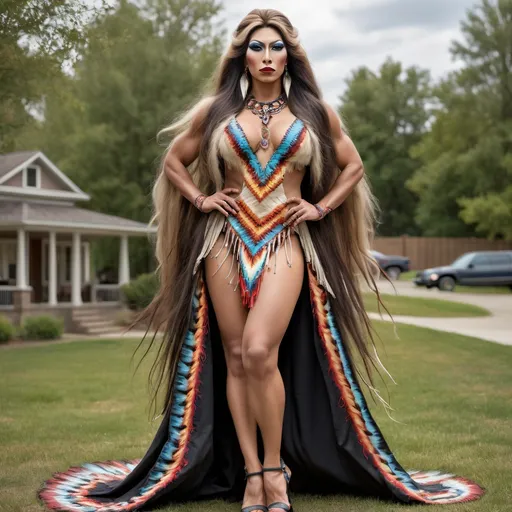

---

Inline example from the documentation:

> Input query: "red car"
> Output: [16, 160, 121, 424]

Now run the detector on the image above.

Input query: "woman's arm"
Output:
[315, 100, 364, 212]
[163, 99, 239, 216]
[284, 101, 365, 227]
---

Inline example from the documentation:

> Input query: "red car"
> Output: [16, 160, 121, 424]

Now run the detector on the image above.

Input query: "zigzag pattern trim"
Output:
[227, 201, 287, 257]
[225, 117, 307, 201]
[38, 272, 209, 511]
[307, 264, 486, 504]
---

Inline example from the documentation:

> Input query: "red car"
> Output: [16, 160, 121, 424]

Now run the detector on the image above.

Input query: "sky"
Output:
[216, 0, 478, 108]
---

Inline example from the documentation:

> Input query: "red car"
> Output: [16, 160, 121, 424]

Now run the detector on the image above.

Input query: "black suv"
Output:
[414, 250, 512, 291]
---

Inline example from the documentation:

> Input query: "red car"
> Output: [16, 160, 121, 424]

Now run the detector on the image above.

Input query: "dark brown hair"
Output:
[130, 9, 392, 420]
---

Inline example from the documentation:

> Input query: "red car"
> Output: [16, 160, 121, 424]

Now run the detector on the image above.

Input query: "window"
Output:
[451, 253, 475, 268]
[23, 164, 40, 188]
[471, 254, 490, 266]
[1, 242, 17, 282]
[43, 243, 49, 281]
[487, 253, 512, 266]
[27, 167, 37, 186]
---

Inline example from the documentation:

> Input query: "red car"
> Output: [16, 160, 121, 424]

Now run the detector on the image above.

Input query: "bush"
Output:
[0, 314, 14, 343]
[114, 309, 136, 327]
[120, 273, 158, 311]
[22, 315, 63, 340]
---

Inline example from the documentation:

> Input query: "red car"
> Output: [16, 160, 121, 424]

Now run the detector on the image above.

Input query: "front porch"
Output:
[0, 228, 140, 331]
[0, 151, 156, 333]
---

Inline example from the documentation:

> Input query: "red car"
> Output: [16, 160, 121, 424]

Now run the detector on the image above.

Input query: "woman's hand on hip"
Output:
[201, 187, 241, 217]
[284, 197, 321, 228]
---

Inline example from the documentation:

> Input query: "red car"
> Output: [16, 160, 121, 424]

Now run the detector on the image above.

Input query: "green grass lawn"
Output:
[1, 326, 509, 511]
[399, 271, 511, 294]
[400, 271, 417, 281]
[364, 292, 490, 317]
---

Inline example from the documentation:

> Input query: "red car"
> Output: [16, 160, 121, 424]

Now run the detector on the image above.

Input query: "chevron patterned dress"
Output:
[211, 115, 309, 308]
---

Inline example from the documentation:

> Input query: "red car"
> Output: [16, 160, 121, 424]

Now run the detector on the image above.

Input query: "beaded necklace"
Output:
[245, 93, 287, 150]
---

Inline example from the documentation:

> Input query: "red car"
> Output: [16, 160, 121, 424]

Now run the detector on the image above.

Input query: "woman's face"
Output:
[245, 27, 287, 84]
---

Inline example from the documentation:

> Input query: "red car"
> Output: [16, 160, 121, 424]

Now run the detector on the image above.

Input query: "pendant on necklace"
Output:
[245, 93, 287, 151]
[260, 115, 271, 149]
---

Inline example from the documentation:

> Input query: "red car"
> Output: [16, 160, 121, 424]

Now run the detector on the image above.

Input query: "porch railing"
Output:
[40, 283, 123, 303]
[0, 286, 16, 307]
[0, 284, 123, 307]
[92, 284, 122, 303]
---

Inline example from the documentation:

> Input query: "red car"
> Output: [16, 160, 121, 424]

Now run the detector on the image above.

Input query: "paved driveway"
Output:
[369, 280, 512, 346]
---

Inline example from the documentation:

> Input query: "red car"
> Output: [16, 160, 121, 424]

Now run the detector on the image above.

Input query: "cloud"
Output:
[211, 1, 474, 106]
[306, 33, 403, 64]
[335, 0, 474, 32]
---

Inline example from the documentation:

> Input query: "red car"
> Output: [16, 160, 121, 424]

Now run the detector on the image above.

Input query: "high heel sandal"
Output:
[261, 457, 293, 512]
[241, 467, 269, 512]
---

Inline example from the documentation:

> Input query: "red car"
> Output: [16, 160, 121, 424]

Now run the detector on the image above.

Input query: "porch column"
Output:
[48, 231, 58, 306]
[71, 232, 82, 306]
[16, 228, 28, 289]
[118, 235, 130, 285]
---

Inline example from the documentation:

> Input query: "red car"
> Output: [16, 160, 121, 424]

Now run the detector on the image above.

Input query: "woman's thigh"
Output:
[204, 233, 248, 372]
[242, 233, 304, 353]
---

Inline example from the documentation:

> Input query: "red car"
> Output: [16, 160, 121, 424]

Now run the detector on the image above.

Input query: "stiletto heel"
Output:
[241, 467, 268, 512]
[261, 457, 293, 512]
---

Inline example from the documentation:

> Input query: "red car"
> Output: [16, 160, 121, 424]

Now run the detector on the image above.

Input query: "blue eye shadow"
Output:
[248, 41, 263, 51]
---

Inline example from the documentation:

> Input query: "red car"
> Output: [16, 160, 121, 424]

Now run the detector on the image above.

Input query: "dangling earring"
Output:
[240, 66, 249, 99]
[283, 64, 292, 98]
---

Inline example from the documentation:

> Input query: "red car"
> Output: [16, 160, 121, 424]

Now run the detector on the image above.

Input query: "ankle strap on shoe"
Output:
[244, 469, 264, 479]
[262, 458, 286, 474]
[267, 503, 290, 511]
[261, 466, 283, 473]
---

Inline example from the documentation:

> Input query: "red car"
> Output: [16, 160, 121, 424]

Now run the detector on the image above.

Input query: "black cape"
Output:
[38, 264, 486, 511]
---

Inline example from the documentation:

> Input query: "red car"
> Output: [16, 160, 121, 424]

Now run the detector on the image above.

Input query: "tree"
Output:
[408, 0, 512, 239]
[27, 0, 225, 275]
[339, 58, 432, 236]
[0, 0, 110, 152]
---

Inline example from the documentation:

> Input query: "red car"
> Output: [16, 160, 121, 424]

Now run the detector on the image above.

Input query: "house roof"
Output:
[0, 201, 156, 236]
[0, 150, 90, 200]
[0, 151, 39, 179]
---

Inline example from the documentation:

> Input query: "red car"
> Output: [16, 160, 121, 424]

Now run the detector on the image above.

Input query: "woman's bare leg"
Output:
[204, 233, 263, 508]
[241, 234, 304, 511]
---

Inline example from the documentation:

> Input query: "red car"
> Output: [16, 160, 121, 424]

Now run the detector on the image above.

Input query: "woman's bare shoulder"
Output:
[320, 100, 344, 138]
[189, 95, 216, 134]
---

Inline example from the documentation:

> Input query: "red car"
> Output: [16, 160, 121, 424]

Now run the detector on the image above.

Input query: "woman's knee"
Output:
[241, 337, 277, 379]
[223, 341, 245, 378]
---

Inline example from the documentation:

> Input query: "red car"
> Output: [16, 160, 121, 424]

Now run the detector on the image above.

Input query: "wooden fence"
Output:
[373, 236, 512, 270]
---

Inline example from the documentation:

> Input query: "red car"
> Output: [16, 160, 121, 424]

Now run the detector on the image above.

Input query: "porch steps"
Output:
[71, 307, 125, 335]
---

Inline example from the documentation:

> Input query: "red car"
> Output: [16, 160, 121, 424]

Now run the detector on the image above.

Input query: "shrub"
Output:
[22, 315, 63, 340]
[0, 314, 14, 343]
[120, 273, 158, 311]
[114, 309, 136, 327]
[14, 324, 26, 340]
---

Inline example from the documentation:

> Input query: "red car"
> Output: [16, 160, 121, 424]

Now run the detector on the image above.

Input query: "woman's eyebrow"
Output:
[249, 39, 284, 45]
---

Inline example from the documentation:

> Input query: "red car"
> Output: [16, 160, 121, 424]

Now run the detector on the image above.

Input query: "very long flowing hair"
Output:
[131, 8, 392, 420]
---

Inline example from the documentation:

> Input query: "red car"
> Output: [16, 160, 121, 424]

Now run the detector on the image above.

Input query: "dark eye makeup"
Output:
[248, 40, 285, 51]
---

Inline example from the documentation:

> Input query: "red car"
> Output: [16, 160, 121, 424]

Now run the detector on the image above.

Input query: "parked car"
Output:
[414, 250, 512, 291]
[370, 250, 410, 280]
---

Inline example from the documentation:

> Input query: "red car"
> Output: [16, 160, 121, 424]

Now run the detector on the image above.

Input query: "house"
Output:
[0, 151, 157, 333]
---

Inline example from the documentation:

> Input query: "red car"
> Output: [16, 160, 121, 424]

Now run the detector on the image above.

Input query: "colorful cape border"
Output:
[37, 266, 486, 511]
